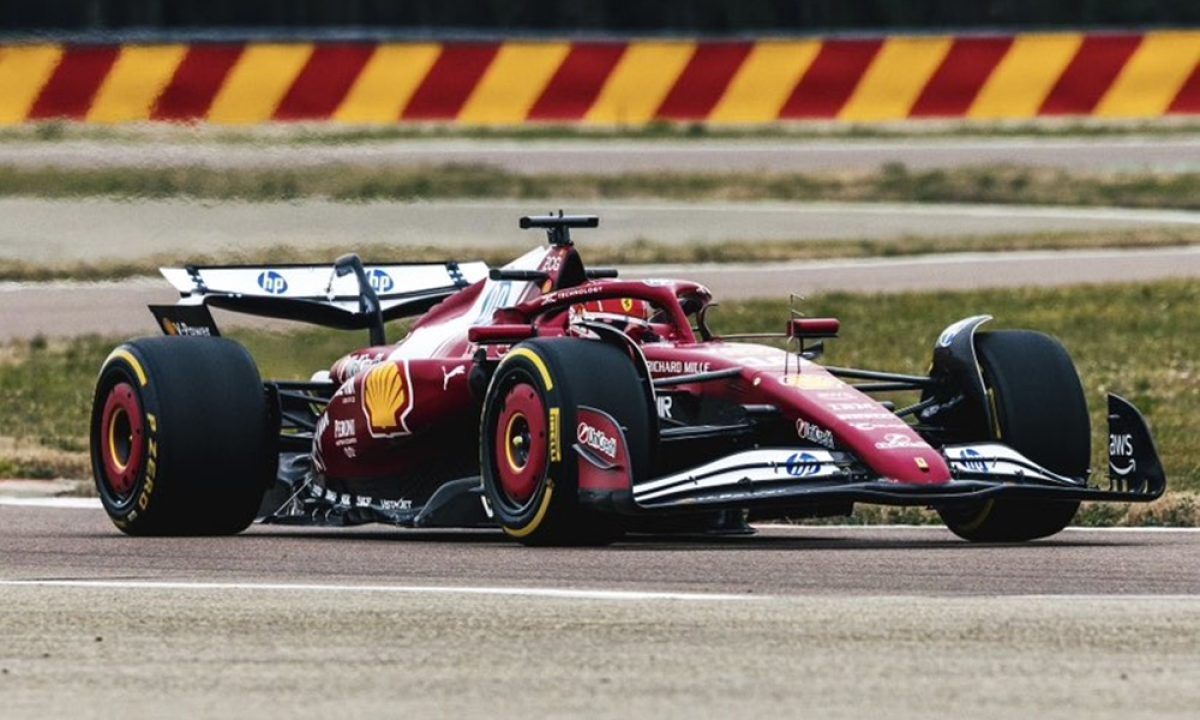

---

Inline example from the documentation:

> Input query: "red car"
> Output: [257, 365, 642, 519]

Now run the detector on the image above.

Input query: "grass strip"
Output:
[1, 280, 1195, 522]
[1, 162, 1200, 209]
[5, 119, 1200, 145]
[2, 228, 1198, 284]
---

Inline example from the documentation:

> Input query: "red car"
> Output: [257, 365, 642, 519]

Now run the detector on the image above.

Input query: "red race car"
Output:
[91, 214, 1165, 544]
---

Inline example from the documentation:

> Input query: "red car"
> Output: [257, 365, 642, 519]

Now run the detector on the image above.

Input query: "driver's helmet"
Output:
[569, 298, 652, 328]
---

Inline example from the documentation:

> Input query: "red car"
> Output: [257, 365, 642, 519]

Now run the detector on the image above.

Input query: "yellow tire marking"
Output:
[584, 41, 695, 125]
[333, 43, 441, 124]
[106, 348, 147, 387]
[0, 45, 63, 125]
[968, 33, 1083, 119]
[87, 44, 187, 123]
[1095, 31, 1200, 118]
[839, 36, 953, 122]
[107, 407, 128, 472]
[458, 42, 571, 125]
[501, 348, 554, 391]
[503, 482, 554, 539]
[503, 412, 527, 473]
[207, 43, 313, 124]
[708, 40, 822, 123]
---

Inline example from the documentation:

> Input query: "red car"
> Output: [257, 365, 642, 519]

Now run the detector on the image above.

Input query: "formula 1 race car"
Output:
[91, 213, 1166, 544]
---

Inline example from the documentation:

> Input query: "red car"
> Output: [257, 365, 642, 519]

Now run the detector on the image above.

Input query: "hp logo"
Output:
[257, 270, 288, 295]
[367, 269, 394, 293]
[785, 452, 821, 477]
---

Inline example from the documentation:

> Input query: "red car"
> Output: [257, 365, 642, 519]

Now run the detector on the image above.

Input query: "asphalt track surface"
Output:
[5, 198, 1200, 264]
[2, 246, 1197, 341]
[1, 500, 1198, 718]
[2, 136, 1200, 173]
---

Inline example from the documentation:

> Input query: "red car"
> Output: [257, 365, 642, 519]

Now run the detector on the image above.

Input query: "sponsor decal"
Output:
[828, 402, 879, 412]
[646, 359, 713, 375]
[577, 421, 618, 459]
[812, 391, 858, 401]
[442, 364, 466, 390]
[958, 447, 993, 473]
[542, 285, 602, 305]
[795, 419, 835, 449]
[336, 353, 385, 382]
[548, 407, 562, 462]
[361, 362, 414, 438]
[1109, 433, 1136, 476]
[379, 498, 414, 511]
[785, 452, 821, 477]
[875, 433, 923, 450]
[620, 297, 634, 313]
[367, 268, 395, 293]
[656, 395, 674, 419]
[333, 418, 355, 440]
[136, 413, 158, 511]
[160, 318, 212, 337]
[257, 270, 288, 295]
[780, 374, 843, 390]
[356, 496, 373, 508]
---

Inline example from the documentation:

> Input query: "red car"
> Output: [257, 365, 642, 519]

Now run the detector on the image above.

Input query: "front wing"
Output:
[629, 394, 1166, 512]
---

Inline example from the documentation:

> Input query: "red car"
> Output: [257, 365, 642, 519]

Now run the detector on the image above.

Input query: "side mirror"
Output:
[788, 318, 840, 340]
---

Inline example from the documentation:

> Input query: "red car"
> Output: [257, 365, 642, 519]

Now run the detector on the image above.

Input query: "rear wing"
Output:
[152, 260, 489, 337]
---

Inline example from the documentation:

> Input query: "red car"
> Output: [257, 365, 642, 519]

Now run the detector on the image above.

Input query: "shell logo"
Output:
[363, 363, 412, 436]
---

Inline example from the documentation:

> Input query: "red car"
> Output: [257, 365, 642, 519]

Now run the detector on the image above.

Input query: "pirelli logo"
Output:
[548, 407, 562, 463]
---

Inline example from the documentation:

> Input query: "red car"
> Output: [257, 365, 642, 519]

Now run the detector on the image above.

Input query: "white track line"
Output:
[756, 523, 1200, 534]
[0, 578, 755, 602]
[0, 496, 101, 509]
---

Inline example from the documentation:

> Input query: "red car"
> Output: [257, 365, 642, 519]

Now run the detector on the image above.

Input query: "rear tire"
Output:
[480, 339, 651, 546]
[939, 330, 1089, 542]
[90, 337, 274, 536]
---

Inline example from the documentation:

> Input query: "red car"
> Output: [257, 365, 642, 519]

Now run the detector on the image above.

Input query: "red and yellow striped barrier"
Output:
[1, 32, 1198, 125]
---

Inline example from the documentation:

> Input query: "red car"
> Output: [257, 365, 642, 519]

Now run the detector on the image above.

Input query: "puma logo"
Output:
[442, 364, 466, 390]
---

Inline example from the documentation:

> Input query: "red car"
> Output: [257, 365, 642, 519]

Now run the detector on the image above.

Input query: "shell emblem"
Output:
[363, 363, 409, 434]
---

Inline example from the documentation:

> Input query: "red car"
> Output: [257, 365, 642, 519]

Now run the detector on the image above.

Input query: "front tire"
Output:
[480, 339, 651, 546]
[939, 330, 1089, 542]
[91, 337, 274, 536]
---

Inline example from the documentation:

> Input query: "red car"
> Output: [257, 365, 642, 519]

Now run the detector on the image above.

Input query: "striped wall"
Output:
[1, 32, 1198, 125]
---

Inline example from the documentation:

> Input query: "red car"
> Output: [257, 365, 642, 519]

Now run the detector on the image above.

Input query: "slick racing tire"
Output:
[939, 330, 1089, 542]
[480, 339, 651, 546]
[91, 337, 275, 536]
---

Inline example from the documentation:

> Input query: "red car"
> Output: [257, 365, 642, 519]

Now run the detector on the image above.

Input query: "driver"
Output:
[569, 298, 652, 331]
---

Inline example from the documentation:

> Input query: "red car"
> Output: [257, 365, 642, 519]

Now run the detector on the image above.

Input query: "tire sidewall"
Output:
[91, 346, 166, 532]
[480, 347, 575, 537]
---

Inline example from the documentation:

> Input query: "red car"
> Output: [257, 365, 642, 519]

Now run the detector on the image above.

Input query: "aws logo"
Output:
[257, 270, 288, 295]
[362, 362, 414, 437]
